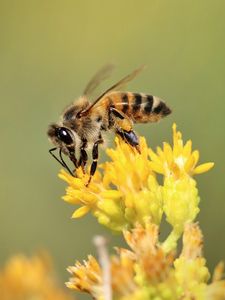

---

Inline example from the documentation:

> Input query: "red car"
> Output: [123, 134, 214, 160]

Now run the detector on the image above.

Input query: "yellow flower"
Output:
[60, 137, 163, 231]
[66, 255, 103, 300]
[174, 223, 225, 299]
[60, 123, 214, 238]
[111, 248, 137, 297]
[59, 167, 104, 218]
[207, 262, 225, 300]
[149, 123, 214, 179]
[0, 252, 72, 300]
[67, 223, 225, 300]
[122, 223, 179, 299]
[67, 249, 137, 299]
[174, 223, 210, 300]
[62, 123, 224, 299]
[162, 176, 200, 253]
[123, 222, 174, 284]
[103, 137, 153, 192]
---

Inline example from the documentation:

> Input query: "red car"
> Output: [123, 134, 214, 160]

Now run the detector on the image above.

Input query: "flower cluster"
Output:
[67, 222, 225, 299]
[61, 124, 225, 299]
[59, 136, 163, 231]
[60, 124, 213, 246]
[2, 124, 219, 299]
[0, 252, 72, 300]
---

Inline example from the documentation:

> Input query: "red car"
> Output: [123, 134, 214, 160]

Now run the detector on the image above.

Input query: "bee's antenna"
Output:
[59, 148, 76, 176]
[49, 147, 74, 176]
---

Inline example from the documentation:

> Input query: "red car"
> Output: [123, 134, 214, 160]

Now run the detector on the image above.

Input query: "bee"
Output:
[47, 65, 171, 184]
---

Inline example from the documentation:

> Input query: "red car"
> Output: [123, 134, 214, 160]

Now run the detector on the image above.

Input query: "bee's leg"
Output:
[116, 130, 140, 153]
[87, 136, 103, 186]
[109, 107, 133, 132]
[68, 149, 78, 170]
[109, 107, 140, 153]
[78, 139, 88, 173]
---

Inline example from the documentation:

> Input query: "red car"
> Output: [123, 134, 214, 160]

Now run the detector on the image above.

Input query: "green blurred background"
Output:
[0, 0, 225, 298]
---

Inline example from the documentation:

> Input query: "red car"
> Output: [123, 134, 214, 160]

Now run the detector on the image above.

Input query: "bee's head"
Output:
[47, 123, 75, 154]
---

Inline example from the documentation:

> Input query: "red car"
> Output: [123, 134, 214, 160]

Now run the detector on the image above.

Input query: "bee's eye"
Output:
[56, 127, 73, 145]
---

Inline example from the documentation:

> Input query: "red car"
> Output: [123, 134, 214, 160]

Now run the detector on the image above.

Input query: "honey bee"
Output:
[47, 65, 171, 184]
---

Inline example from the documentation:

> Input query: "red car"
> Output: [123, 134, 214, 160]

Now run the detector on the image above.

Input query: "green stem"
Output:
[162, 228, 182, 253]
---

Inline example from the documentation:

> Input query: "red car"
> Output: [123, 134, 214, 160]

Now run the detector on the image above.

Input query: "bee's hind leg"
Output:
[116, 130, 141, 154]
[109, 107, 141, 153]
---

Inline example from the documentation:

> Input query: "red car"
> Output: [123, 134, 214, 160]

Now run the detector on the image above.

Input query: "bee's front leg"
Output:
[78, 139, 88, 173]
[86, 136, 103, 186]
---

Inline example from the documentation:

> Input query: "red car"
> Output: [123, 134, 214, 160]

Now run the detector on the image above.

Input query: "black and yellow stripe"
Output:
[144, 95, 153, 114]
[121, 93, 129, 113]
[132, 93, 142, 112]
[104, 92, 171, 123]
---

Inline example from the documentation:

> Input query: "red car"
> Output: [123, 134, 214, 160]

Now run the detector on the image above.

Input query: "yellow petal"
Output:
[194, 162, 214, 174]
[172, 123, 179, 147]
[156, 146, 165, 160]
[184, 154, 196, 173]
[68, 190, 97, 204]
[183, 140, 192, 157]
[62, 195, 80, 204]
[72, 206, 90, 218]
[212, 261, 224, 282]
[148, 148, 162, 165]
[149, 162, 165, 174]
[163, 142, 173, 164]
[100, 190, 123, 199]
[171, 162, 181, 179]
[58, 169, 73, 184]
[192, 150, 199, 166]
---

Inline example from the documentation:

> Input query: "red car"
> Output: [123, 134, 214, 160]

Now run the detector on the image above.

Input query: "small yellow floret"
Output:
[149, 123, 214, 179]
[66, 255, 103, 299]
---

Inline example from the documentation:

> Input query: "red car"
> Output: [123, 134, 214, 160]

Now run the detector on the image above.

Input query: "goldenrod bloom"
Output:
[67, 223, 225, 300]
[174, 223, 225, 300]
[123, 222, 174, 284]
[162, 175, 201, 253]
[66, 255, 103, 299]
[60, 137, 163, 231]
[149, 123, 214, 179]
[0, 253, 72, 300]
[111, 248, 136, 297]
[67, 249, 137, 300]
[59, 123, 224, 299]
[60, 123, 213, 234]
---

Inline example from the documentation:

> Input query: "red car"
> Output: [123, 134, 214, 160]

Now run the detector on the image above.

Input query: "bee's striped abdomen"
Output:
[105, 92, 171, 123]
[144, 95, 154, 114]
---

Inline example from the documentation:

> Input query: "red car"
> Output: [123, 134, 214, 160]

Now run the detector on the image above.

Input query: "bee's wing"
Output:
[80, 65, 145, 116]
[83, 64, 115, 97]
